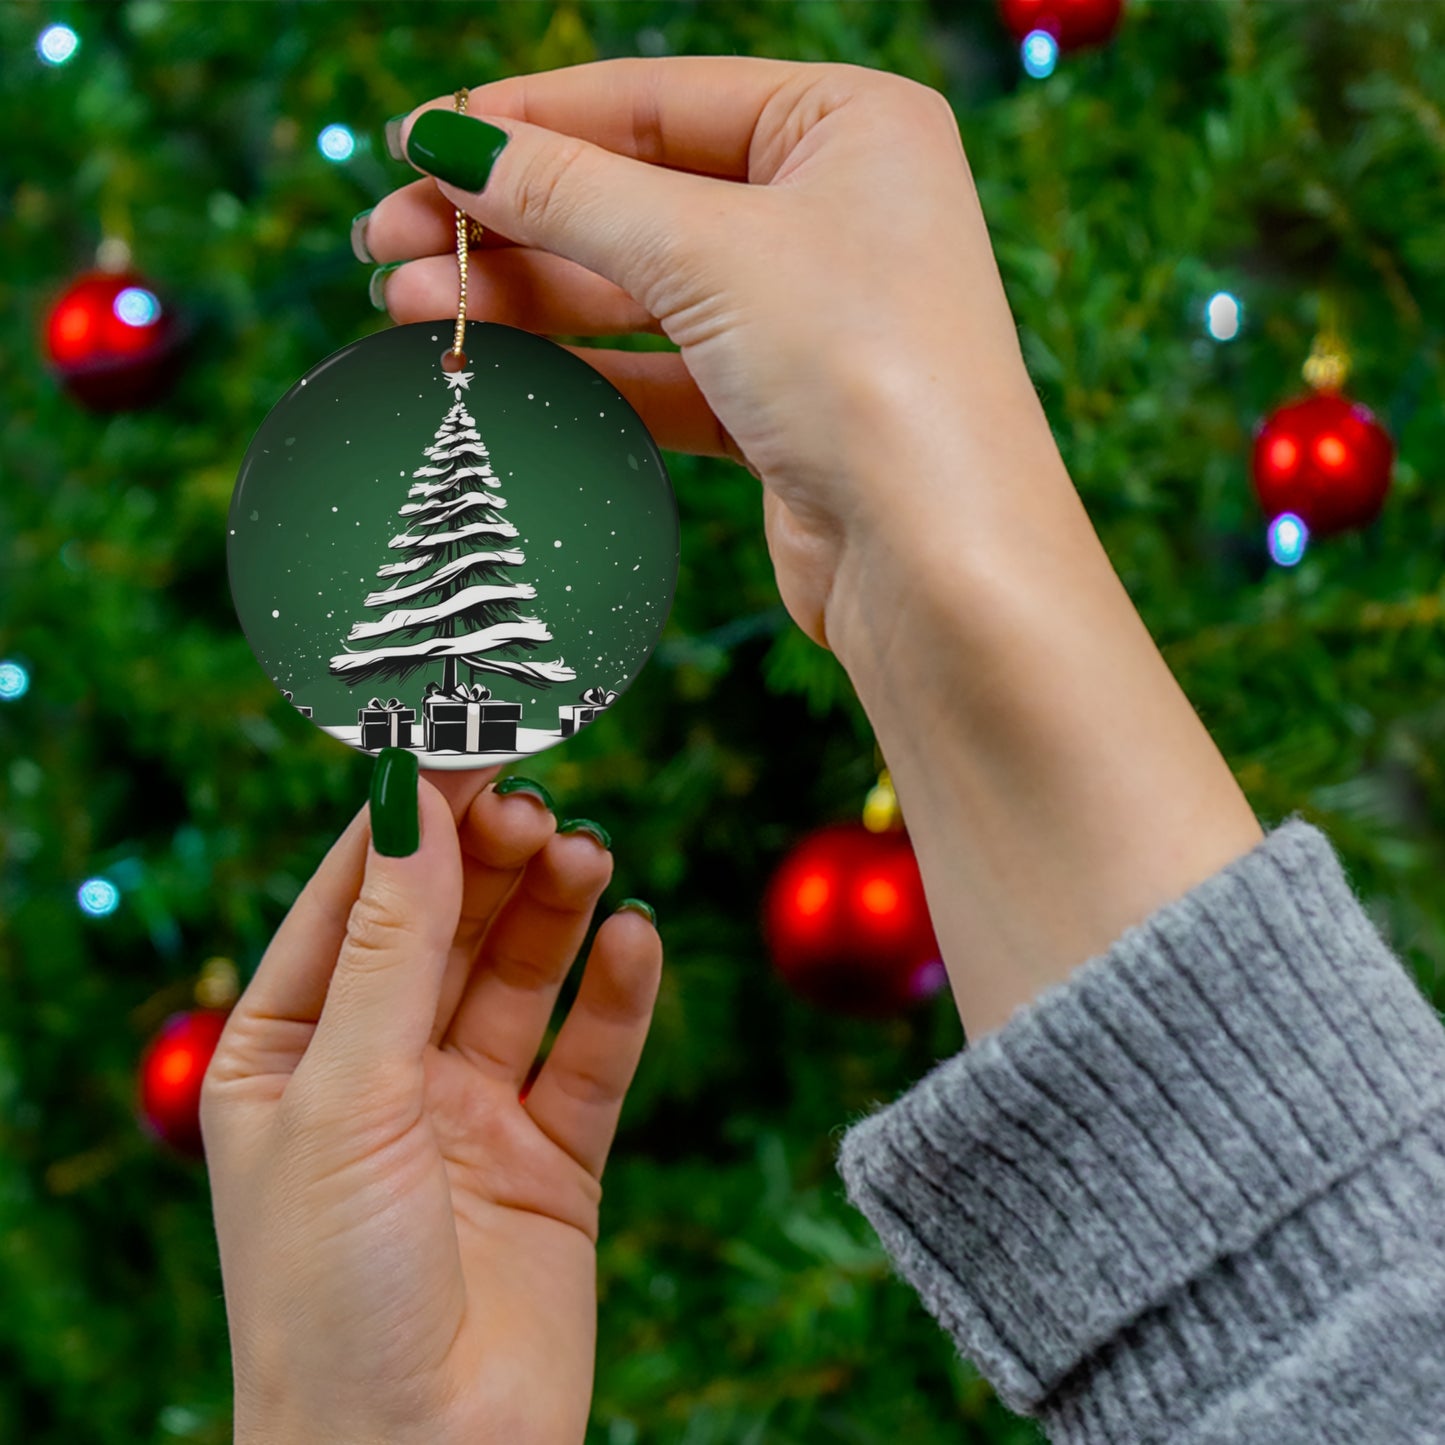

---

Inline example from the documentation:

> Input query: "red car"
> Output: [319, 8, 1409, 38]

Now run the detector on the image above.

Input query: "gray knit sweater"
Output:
[835, 817, 1445, 1443]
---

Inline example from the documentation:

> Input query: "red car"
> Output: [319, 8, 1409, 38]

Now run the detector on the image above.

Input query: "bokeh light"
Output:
[77, 878, 121, 917]
[0, 660, 29, 701]
[1021, 30, 1059, 79]
[317, 124, 356, 162]
[794, 872, 831, 917]
[37, 24, 79, 66]
[114, 287, 162, 328]
[1267, 512, 1309, 567]
[1205, 291, 1242, 341]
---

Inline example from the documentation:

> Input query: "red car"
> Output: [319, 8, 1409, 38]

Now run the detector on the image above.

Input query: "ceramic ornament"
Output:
[228, 319, 679, 768]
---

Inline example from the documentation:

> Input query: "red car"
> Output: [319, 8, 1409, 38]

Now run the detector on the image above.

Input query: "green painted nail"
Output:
[617, 898, 656, 926]
[405, 109, 510, 192]
[384, 113, 409, 162]
[369, 261, 404, 311]
[493, 775, 556, 813]
[370, 748, 419, 857]
[350, 208, 375, 264]
[558, 818, 611, 851]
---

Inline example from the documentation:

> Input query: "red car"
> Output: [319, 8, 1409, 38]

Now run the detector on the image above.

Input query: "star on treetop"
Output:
[443, 370, 474, 393]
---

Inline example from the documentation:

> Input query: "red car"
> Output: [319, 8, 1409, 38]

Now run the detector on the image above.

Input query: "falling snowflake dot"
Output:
[272, 609, 280, 618]
[332, 506, 338, 512]
[554, 539, 562, 547]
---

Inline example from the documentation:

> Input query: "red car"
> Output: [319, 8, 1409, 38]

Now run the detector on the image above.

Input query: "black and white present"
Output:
[282, 689, 313, 719]
[422, 681, 521, 753]
[358, 697, 415, 750]
[559, 686, 618, 737]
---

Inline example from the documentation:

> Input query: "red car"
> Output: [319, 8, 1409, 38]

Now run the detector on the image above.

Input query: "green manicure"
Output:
[617, 898, 656, 926]
[370, 748, 419, 857]
[368, 261, 404, 311]
[384, 113, 409, 162]
[349, 208, 375, 264]
[558, 818, 612, 851]
[404, 109, 510, 192]
[493, 775, 556, 813]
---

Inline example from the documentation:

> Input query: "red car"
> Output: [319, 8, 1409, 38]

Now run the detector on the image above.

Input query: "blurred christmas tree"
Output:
[1, 3, 1442, 1443]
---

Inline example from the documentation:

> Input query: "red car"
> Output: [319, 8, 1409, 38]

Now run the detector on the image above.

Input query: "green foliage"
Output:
[1, 2, 1442, 1442]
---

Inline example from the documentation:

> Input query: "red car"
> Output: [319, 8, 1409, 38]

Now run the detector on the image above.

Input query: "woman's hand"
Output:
[202, 759, 662, 1445]
[362, 56, 1062, 660]
[363, 60, 1263, 1042]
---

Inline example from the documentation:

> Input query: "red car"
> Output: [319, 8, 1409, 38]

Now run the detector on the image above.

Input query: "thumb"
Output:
[398, 105, 743, 317]
[303, 750, 463, 1091]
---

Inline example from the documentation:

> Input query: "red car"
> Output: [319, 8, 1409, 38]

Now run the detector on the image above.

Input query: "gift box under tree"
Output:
[559, 686, 619, 737]
[358, 697, 415, 751]
[423, 681, 521, 753]
[282, 689, 312, 719]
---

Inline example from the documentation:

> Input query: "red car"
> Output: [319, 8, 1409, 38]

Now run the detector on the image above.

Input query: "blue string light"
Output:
[318, 124, 356, 162]
[1022, 30, 1059, 79]
[1205, 291, 1243, 341]
[1267, 512, 1309, 567]
[78, 878, 121, 918]
[0, 660, 28, 700]
[37, 24, 79, 66]
[114, 287, 162, 328]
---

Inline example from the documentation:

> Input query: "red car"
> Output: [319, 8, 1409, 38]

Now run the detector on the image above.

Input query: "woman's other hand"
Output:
[202, 757, 661, 1445]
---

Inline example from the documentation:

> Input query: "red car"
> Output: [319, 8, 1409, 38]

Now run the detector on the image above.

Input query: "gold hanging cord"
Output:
[445, 88, 488, 368]
[1302, 292, 1350, 393]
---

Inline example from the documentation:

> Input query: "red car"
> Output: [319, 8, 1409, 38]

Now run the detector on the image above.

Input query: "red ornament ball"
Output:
[44, 269, 185, 411]
[137, 1008, 230, 1158]
[998, 0, 1124, 49]
[1251, 392, 1394, 538]
[763, 821, 946, 1018]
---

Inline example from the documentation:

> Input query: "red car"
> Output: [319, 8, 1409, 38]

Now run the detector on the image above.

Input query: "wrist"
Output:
[822, 400, 1262, 1039]
[823, 363, 1079, 680]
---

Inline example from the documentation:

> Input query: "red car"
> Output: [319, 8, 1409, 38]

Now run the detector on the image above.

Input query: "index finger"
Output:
[404, 54, 811, 182]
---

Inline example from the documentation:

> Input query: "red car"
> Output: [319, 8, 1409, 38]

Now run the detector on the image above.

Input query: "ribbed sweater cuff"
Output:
[835, 816, 1445, 1432]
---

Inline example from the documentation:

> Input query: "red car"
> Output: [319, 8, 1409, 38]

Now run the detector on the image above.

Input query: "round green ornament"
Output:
[228, 321, 679, 769]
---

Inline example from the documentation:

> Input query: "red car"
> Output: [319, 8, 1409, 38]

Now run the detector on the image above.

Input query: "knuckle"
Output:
[341, 891, 413, 969]
[513, 135, 590, 231]
[486, 940, 559, 993]
[551, 1058, 619, 1110]
[891, 74, 958, 130]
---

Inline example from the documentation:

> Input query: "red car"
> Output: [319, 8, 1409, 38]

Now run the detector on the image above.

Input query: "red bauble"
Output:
[44, 269, 185, 411]
[1251, 391, 1394, 538]
[137, 1009, 230, 1158]
[998, 0, 1124, 49]
[762, 822, 945, 1018]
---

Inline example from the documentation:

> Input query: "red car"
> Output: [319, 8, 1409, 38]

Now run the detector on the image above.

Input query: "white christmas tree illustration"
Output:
[329, 370, 576, 696]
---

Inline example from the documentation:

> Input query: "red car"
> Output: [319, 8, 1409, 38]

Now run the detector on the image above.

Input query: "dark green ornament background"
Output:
[228, 320, 678, 742]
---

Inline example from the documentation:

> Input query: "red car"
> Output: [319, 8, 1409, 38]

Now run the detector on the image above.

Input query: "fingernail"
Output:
[558, 818, 611, 851]
[405, 110, 510, 193]
[369, 261, 404, 311]
[617, 897, 656, 926]
[493, 775, 556, 813]
[384, 113, 409, 162]
[370, 747, 420, 857]
[350, 208, 375, 264]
